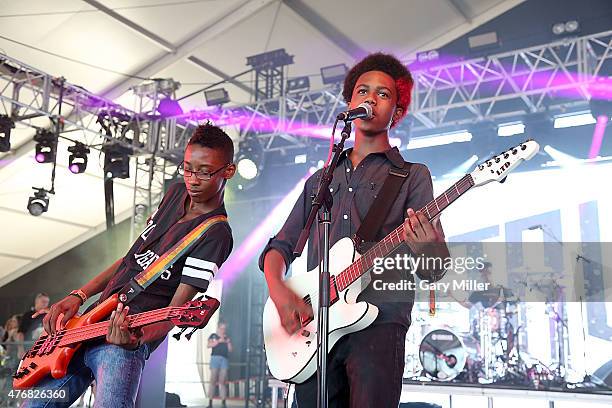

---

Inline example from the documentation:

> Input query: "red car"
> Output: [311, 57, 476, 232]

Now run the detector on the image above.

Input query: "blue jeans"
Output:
[22, 342, 150, 408]
[209, 355, 229, 370]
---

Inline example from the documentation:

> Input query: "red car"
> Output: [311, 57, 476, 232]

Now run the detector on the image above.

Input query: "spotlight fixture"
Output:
[204, 88, 230, 107]
[0, 114, 15, 153]
[237, 158, 258, 179]
[27, 187, 50, 216]
[589, 99, 612, 121]
[286, 76, 311, 94]
[157, 97, 184, 117]
[416, 49, 439, 63]
[34, 129, 57, 163]
[320, 63, 348, 85]
[235, 134, 264, 189]
[103, 143, 132, 179]
[68, 142, 90, 174]
[552, 20, 580, 36]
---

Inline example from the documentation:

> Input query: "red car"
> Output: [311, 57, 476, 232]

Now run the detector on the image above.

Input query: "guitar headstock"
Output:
[170, 296, 220, 329]
[470, 140, 539, 187]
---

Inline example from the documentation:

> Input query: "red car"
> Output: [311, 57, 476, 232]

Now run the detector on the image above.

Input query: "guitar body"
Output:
[263, 237, 378, 383]
[13, 295, 119, 389]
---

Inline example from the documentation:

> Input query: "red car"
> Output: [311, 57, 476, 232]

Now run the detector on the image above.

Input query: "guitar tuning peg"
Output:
[194, 295, 204, 301]
[185, 328, 198, 341]
[172, 327, 188, 340]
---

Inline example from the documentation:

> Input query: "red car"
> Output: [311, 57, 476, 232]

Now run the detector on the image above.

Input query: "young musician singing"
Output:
[23, 123, 236, 408]
[260, 53, 450, 407]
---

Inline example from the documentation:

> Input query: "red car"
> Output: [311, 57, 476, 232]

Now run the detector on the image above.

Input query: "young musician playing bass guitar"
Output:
[23, 123, 236, 408]
[260, 53, 450, 408]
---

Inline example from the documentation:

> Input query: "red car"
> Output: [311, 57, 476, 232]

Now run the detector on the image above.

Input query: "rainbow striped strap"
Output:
[117, 214, 228, 304]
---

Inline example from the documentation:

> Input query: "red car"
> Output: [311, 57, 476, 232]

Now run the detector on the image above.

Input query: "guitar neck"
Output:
[57, 307, 175, 347]
[335, 174, 474, 291]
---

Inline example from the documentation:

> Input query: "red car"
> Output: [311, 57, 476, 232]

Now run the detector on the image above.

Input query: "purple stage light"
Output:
[69, 164, 80, 173]
[35, 153, 45, 163]
[588, 115, 609, 159]
[217, 169, 316, 286]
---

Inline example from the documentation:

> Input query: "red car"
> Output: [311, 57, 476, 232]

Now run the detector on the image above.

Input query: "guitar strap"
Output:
[117, 214, 228, 305]
[352, 162, 411, 253]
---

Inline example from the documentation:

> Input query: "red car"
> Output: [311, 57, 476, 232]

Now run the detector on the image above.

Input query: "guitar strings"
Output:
[335, 175, 473, 291]
[26, 307, 190, 354]
[31, 307, 178, 345]
[28, 308, 176, 353]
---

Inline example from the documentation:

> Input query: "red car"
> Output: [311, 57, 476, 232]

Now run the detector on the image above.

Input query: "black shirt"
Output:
[209, 333, 230, 358]
[98, 182, 233, 350]
[259, 147, 443, 329]
[19, 309, 44, 341]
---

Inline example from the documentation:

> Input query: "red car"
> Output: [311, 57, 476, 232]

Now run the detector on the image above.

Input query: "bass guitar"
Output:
[13, 294, 219, 388]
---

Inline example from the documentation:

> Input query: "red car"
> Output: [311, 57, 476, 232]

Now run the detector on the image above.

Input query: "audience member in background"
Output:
[207, 321, 232, 408]
[18, 293, 50, 344]
[2, 315, 24, 366]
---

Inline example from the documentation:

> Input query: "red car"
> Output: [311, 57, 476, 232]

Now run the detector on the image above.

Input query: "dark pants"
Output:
[295, 323, 407, 408]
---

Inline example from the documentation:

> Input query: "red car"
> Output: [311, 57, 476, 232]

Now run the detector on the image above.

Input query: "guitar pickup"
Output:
[298, 312, 313, 328]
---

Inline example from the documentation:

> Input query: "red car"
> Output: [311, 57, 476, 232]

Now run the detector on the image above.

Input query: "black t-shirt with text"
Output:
[97, 182, 233, 351]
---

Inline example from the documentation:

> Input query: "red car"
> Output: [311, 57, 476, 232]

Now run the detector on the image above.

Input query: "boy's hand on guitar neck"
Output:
[402, 208, 444, 255]
[106, 303, 143, 350]
[269, 281, 313, 335]
[37, 295, 82, 335]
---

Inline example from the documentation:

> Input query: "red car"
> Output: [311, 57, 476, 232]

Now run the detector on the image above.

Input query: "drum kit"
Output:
[405, 282, 571, 388]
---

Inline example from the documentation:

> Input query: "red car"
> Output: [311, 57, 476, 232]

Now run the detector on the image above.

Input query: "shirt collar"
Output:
[339, 146, 405, 168]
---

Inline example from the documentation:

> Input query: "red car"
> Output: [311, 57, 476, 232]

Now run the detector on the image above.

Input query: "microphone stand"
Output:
[293, 120, 351, 408]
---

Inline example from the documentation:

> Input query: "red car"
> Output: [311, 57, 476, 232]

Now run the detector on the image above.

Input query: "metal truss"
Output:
[0, 53, 175, 236]
[0, 54, 151, 153]
[2, 30, 611, 220]
[164, 30, 612, 151]
[167, 86, 346, 157]
[409, 29, 612, 132]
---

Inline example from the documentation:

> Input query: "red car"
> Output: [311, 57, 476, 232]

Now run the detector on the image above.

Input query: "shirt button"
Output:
[348, 187, 353, 192]
[329, 187, 333, 192]
[343, 214, 348, 220]
[346, 168, 350, 173]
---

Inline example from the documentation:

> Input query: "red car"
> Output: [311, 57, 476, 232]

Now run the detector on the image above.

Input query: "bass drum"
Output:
[419, 329, 467, 381]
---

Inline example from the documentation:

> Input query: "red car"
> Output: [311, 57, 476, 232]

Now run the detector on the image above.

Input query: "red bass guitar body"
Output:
[13, 294, 120, 389]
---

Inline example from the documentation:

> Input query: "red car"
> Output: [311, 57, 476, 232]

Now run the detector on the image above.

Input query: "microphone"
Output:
[336, 103, 373, 121]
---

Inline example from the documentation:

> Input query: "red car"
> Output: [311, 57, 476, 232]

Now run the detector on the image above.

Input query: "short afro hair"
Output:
[188, 122, 234, 163]
[342, 53, 413, 127]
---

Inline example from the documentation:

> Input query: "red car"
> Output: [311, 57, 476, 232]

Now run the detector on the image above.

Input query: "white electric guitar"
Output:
[262, 140, 540, 383]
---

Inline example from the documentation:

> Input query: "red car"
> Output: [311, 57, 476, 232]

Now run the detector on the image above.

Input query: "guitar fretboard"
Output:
[334, 174, 474, 291]
[48, 308, 177, 348]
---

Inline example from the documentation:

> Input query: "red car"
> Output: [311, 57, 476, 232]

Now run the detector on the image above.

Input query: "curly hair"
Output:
[342, 53, 413, 127]
[188, 122, 234, 163]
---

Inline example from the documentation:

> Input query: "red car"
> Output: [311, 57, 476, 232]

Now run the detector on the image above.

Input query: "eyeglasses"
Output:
[178, 163, 230, 181]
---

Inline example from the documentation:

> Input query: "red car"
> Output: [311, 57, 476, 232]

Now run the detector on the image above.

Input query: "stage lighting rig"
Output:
[27, 187, 51, 216]
[286, 76, 310, 94]
[68, 142, 90, 174]
[204, 88, 231, 107]
[34, 129, 57, 163]
[103, 142, 132, 179]
[235, 134, 264, 190]
[320, 63, 348, 85]
[0, 114, 15, 153]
